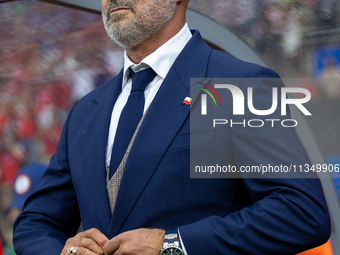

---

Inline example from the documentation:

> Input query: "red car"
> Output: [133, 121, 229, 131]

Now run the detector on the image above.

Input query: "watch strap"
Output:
[163, 229, 180, 249]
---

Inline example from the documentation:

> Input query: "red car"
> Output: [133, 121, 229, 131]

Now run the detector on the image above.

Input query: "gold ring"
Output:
[67, 246, 79, 255]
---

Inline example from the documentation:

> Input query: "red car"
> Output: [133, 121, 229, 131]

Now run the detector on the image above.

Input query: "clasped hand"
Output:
[61, 228, 165, 255]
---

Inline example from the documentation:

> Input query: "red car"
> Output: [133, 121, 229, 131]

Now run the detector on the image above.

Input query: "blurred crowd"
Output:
[0, 0, 340, 254]
[0, 2, 123, 253]
[189, 0, 340, 78]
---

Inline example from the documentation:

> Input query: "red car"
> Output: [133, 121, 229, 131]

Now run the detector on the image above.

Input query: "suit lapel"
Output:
[81, 71, 123, 235]
[108, 31, 212, 237]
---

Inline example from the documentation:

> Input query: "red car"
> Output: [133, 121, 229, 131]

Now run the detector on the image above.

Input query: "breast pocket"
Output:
[167, 130, 215, 151]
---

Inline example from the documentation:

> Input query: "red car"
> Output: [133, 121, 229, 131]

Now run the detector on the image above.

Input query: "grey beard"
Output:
[102, 0, 177, 49]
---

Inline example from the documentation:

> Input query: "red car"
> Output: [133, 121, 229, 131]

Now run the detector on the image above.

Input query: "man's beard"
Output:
[102, 0, 177, 49]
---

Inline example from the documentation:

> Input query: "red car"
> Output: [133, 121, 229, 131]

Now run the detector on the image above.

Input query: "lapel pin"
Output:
[183, 97, 192, 105]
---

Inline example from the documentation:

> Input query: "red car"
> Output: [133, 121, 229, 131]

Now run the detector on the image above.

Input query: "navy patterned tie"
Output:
[109, 67, 157, 178]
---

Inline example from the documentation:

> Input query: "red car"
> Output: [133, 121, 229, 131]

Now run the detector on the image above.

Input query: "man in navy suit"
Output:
[13, 0, 330, 254]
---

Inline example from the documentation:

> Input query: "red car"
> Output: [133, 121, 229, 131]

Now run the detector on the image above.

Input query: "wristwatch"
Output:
[159, 229, 183, 255]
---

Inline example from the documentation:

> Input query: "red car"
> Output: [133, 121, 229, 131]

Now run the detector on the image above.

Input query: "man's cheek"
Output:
[101, 0, 109, 14]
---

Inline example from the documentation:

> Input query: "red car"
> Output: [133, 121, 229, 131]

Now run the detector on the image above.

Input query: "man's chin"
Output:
[110, 12, 131, 23]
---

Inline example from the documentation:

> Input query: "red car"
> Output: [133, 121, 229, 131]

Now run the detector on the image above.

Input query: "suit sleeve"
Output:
[178, 67, 331, 254]
[13, 104, 81, 255]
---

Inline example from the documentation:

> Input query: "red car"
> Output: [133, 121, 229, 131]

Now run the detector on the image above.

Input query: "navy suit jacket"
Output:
[13, 30, 330, 254]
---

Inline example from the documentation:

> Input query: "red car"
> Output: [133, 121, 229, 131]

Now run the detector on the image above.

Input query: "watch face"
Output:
[161, 247, 183, 255]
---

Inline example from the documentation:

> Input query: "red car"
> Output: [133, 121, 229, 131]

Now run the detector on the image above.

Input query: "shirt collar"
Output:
[122, 23, 192, 88]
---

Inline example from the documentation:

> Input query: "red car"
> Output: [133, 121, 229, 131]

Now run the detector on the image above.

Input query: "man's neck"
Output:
[126, 15, 186, 64]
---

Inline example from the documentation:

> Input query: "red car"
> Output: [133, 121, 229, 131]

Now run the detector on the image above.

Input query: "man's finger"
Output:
[81, 228, 109, 249]
[77, 237, 105, 254]
[69, 246, 100, 255]
[62, 228, 108, 255]
[103, 235, 120, 255]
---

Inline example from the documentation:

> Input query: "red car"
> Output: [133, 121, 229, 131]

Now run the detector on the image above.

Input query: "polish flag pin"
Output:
[183, 97, 192, 105]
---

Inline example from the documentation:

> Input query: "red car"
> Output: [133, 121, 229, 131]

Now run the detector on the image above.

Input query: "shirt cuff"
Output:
[177, 229, 189, 255]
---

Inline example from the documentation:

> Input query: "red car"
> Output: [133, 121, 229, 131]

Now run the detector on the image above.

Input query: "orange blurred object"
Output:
[297, 240, 333, 255]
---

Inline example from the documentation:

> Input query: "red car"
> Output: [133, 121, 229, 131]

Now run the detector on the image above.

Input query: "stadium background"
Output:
[0, 0, 339, 254]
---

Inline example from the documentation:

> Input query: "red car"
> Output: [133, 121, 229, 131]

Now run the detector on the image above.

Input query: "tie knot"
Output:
[130, 67, 157, 92]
